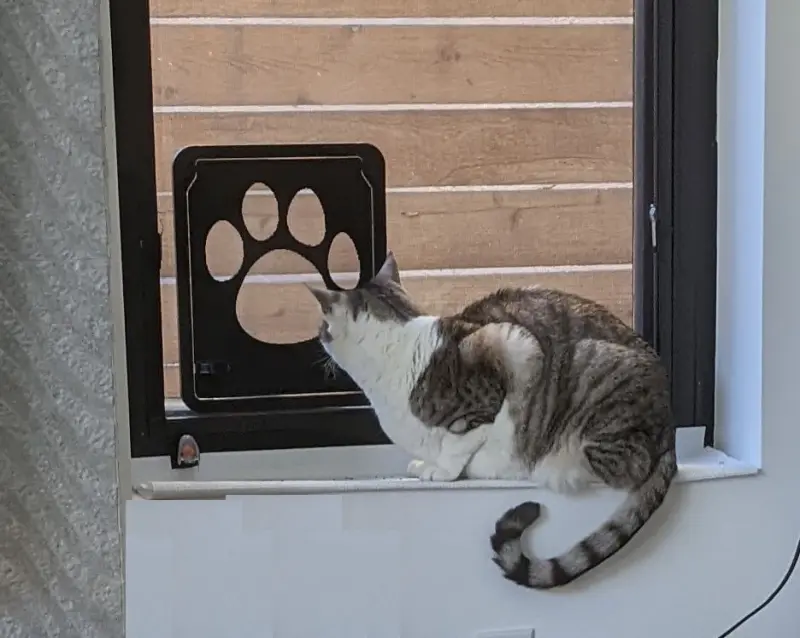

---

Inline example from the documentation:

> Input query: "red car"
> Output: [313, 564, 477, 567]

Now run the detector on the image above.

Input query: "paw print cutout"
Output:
[234, 188, 361, 345]
[171, 143, 386, 414]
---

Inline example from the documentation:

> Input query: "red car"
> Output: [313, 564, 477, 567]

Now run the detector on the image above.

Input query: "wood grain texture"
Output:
[159, 269, 632, 366]
[164, 366, 181, 398]
[158, 188, 633, 276]
[154, 108, 632, 191]
[150, 25, 633, 106]
[150, 0, 633, 18]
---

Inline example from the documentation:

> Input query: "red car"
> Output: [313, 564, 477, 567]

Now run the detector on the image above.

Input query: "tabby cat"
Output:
[307, 252, 677, 589]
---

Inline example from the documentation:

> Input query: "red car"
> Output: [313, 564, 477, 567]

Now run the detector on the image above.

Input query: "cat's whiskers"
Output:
[313, 354, 339, 381]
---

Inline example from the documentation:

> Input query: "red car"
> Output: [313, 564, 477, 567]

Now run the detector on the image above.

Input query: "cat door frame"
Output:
[171, 143, 386, 413]
[111, 0, 720, 461]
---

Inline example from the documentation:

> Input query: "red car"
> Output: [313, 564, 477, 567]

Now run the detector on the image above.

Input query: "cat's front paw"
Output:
[419, 464, 459, 482]
[407, 459, 428, 477]
[408, 459, 459, 482]
[408, 459, 425, 478]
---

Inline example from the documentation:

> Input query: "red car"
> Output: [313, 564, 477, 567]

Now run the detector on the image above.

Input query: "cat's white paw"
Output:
[419, 464, 459, 482]
[408, 459, 459, 481]
[407, 459, 428, 477]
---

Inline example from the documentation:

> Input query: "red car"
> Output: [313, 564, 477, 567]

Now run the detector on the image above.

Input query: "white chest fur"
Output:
[370, 397, 446, 462]
[338, 316, 447, 461]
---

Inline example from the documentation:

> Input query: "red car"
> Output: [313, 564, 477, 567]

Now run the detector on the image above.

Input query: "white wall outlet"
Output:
[474, 629, 535, 638]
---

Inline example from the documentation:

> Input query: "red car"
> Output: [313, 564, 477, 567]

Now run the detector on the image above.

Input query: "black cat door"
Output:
[171, 143, 386, 414]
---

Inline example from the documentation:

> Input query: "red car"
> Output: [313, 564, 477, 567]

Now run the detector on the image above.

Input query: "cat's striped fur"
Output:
[308, 252, 677, 589]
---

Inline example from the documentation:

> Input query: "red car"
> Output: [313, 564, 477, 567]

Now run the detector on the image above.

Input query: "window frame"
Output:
[112, 0, 719, 462]
[634, 0, 719, 445]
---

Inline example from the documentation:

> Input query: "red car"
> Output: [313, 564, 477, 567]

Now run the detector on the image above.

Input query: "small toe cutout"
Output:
[287, 188, 326, 246]
[328, 232, 360, 290]
[242, 182, 279, 241]
[205, 220, 243, 281]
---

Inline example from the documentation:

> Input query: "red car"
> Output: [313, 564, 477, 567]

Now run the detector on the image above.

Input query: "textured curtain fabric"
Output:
[0, 0, 124, 636]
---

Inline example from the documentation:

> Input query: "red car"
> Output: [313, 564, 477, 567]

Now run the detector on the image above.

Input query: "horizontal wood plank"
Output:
[150, 25, 632, 106]
[150, 0, 633, 19]
[158, 188, 632, 276]
[159, 269, 632, 366]
[154, 108, 632, 191]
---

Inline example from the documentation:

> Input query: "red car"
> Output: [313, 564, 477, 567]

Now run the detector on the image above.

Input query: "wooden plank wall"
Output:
[149, 0, 634, 397]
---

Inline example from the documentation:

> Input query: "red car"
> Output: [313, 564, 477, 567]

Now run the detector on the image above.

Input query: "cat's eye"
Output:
[318, 320, 333, 343]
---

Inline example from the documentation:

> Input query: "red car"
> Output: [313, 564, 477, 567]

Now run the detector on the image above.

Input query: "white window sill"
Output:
[132, 446, 758, 500]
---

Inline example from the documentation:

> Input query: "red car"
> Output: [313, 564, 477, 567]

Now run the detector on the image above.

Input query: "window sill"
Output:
[132, 446, 758, 500]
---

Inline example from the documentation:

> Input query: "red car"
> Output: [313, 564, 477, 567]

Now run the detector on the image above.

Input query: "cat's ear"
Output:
[374, 251, 401, 285]
[305, 284, 340, 313]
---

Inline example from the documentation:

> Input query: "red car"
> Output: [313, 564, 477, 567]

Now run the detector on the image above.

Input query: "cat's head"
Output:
[305, 251, 422, 369]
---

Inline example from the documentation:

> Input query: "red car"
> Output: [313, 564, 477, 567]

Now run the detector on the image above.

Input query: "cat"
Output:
[307, 251, 677, 590]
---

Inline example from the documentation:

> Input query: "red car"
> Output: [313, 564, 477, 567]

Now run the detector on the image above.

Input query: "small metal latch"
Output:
[648, 203, 658, 249]
[175, 434, 200, 468]
[195, 360, 231, 377]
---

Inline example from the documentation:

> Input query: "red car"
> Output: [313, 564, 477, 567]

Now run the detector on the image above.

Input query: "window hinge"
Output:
[648, 203, 657, 249]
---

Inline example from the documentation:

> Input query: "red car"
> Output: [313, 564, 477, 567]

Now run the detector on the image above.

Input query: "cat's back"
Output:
[454, 286, 649, 351]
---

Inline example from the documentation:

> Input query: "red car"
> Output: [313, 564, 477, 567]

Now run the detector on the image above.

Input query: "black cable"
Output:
[716, 533, 800, 637]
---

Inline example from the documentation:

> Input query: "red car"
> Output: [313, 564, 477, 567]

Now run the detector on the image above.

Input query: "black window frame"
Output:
[633, 0, 718, 445]
[111, 0, 718, 461]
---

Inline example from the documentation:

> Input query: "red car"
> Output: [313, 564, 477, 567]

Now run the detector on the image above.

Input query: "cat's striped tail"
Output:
[490, 448, 677, 589]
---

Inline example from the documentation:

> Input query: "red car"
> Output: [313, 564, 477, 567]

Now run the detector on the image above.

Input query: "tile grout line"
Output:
[158, 263, 634, 286]
[153, 101, 633, 114]
[155, 182, 634, 198]
[150, 16, 634, 27]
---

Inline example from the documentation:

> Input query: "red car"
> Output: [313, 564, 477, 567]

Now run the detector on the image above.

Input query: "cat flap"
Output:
[171, 143, 387, 414]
